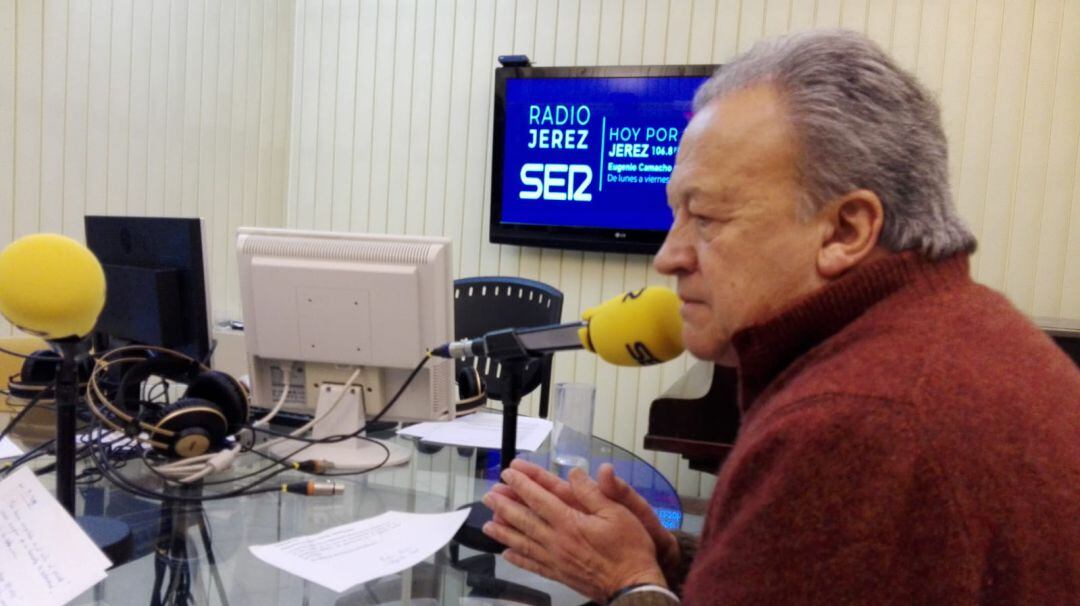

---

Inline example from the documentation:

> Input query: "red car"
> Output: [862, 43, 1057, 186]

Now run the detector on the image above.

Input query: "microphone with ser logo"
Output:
[431, 285, 684, 366]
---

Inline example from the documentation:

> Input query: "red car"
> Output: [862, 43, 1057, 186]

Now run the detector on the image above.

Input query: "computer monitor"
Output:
[84, 216, 213, 362]
[236, 227, 456, 469]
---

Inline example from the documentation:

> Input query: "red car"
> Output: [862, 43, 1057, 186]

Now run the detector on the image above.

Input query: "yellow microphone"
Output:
[578, 286, 684, 366]
[432, 286, 683, 367]
[0, 233, 107, 340]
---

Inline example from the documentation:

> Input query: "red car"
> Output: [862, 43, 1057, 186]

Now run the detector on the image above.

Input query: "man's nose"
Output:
[653, 221, 695, 276]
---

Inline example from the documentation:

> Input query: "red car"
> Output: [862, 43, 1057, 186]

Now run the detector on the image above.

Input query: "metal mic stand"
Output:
[52, 338, 133, 566]
[452, 354, 531, 556]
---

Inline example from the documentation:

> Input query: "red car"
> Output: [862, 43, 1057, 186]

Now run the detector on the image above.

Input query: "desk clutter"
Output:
[0, 225, 686, 605]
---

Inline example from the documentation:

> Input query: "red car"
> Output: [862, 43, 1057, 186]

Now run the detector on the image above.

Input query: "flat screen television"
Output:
[491, 65, 718, 254]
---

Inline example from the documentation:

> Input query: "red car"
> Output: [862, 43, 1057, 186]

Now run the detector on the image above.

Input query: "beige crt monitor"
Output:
[236, 227, 455, 470]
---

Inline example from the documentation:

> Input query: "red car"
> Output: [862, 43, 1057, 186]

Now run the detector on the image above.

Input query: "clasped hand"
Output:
[481, 460, 679, 603]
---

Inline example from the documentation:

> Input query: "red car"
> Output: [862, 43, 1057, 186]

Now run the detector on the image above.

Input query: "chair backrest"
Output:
[454, 277, 564, 418]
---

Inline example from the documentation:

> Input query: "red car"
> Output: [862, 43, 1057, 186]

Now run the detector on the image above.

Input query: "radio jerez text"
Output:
[519, 104, 683, 201]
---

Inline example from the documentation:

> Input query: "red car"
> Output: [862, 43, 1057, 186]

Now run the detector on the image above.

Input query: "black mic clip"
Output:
[478, 329, 534, 360]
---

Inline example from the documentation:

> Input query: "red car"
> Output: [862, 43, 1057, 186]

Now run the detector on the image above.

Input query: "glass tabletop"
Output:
[59, 422, 682, 606]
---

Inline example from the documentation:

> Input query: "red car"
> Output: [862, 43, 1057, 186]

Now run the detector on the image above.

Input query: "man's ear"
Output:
[816, 189, 884, 278]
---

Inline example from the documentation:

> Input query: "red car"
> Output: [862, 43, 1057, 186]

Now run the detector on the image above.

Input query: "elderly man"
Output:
[480, 29, 1080, 605]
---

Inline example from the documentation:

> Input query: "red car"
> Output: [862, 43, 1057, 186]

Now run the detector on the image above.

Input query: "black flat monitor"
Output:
[490, 64, 718, 254]
[84, 216, 212, 362]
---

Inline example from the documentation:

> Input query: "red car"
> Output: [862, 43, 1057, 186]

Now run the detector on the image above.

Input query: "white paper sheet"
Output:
[0, 467, 111, 606]
[0, 436, 23, 459]
[397, 412, 553, 451]
[249, 509, 470, 593]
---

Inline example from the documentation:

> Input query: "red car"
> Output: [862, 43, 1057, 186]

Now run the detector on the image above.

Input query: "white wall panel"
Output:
[1, 0, 294, 330]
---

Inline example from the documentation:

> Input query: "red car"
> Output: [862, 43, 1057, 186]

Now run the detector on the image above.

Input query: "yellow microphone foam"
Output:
[0, 233, 106, 340]
[578, 286, 684, 366]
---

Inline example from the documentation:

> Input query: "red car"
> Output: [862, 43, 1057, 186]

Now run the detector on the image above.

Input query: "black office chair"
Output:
[453, 276, 564, 418]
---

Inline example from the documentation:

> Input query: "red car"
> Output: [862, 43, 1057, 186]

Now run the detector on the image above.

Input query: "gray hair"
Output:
[694, 29, 976, 259]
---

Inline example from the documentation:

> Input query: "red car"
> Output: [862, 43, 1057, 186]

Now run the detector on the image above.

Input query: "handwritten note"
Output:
[0, 467, 111, 606]
[250, 509, 469, 593]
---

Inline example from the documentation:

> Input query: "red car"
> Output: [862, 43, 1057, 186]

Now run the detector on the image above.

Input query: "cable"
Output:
[250, 363, 293, 429]
[0, 438, 56, 477]
[0, 345, 33, 359]
[0, 385, 48, 444]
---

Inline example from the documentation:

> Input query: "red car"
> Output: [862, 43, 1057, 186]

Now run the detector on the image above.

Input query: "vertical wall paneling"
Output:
[687, 1, 718, 63]
[125, 0, 149, 219]
[839, 0, 869, 32]
[762, 0, 789, 38]
[40, 0, 67, 235]
[144, 0, 170, 219]
[787, 0, 814, 31]
[735, 0, 764, 53]
[347, 0, 378, 232]
[13, 0, 42, 237]
[457, 0, 496, 282]
[2, 0, 294, 326]
[938, 0, 976, 233]
[179, 0, 203, 219]
[814, 0, 844, 28]
[422, 0, 456, 239]
[954, 0, 1002, 263]
[312, 0, 339, 232]
[329, 0, 354, 231]
[0, 0, 13, 333]
[440, 0, 475, 274]
[864, 0, 896, 48]
[978, 1, 1036, 289]
[404, 0, 435, 237]
[105, 0, 132, 217]
[1038, 0, 1080, 318]
[1002, 0, 1062, 313]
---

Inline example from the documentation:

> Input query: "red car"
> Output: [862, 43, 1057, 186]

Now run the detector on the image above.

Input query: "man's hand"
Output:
[482, 464, 667, 602]
[594, 464, 682, 579]
[488, 460, 682, 579]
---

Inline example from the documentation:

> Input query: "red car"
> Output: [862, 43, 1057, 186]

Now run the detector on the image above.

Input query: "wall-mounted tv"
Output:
[490, 64, 718, 255]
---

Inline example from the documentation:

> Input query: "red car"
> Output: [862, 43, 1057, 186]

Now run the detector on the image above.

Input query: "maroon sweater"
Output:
[670, 253, 1080, 605]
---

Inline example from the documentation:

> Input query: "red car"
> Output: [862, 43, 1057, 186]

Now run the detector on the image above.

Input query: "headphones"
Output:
[455, 365, 487, 414]
[86, 346, 250, 459]
[6, 349, 94, 404]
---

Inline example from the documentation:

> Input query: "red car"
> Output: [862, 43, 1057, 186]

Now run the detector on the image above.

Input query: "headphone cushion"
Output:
[7, 350, 60, 400]
[183, 371, 249, 435]
[154, 398, 229, 458]
[455, 366, 486, 414]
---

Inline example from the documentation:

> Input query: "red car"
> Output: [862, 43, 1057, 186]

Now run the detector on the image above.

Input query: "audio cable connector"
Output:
[281, 480, 344, 496]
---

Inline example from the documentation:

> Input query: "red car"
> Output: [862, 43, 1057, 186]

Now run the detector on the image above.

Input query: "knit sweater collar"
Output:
[731, 251, 971, 411]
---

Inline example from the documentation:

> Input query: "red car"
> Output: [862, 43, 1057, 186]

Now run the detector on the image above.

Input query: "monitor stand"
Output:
[268, 383, 411, 470]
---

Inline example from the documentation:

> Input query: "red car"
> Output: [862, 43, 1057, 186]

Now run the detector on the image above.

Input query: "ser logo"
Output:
[520, 163, 593, 202]
[625, 342, 661, 366]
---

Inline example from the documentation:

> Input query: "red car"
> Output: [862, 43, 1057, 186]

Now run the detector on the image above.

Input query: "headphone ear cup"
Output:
[152, 398, 229, 458]
[455, 366, 486, 414]
[182, 371, 249, 435]
[8, 349, 61, 400]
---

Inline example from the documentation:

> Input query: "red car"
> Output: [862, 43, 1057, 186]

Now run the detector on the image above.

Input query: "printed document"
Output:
[250, 509, 470, 593]
[398, 412, 553, 451]
[0, 467, 111, 606]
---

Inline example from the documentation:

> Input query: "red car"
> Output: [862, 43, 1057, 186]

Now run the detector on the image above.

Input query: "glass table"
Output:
[56, 424, 682, 606]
